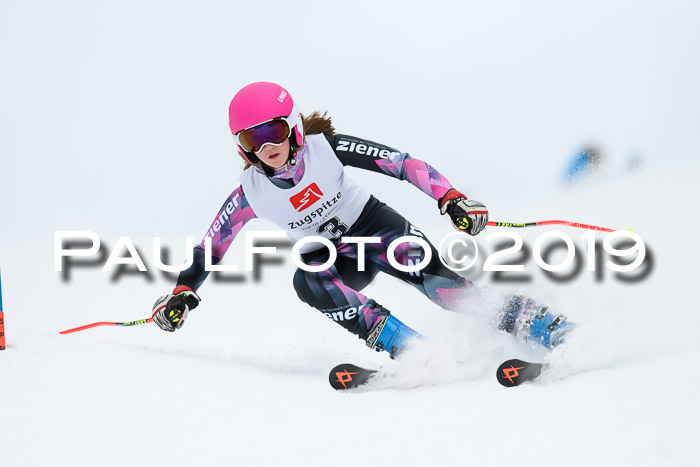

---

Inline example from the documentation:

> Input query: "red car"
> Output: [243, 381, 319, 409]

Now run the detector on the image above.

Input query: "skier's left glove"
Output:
[151, 285, 201, 332]
[438, 188, 489, 236]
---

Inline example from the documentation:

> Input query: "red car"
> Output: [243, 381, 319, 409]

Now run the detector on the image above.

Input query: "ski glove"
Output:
[151, 285, 201, 332]
[438, 188, 489, 236]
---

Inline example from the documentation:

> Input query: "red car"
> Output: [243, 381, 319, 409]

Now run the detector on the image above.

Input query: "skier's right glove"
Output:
[151, 285, 201, 332]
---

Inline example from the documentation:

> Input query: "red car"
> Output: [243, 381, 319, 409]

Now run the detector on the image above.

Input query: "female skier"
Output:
[151, 82, 573, 358]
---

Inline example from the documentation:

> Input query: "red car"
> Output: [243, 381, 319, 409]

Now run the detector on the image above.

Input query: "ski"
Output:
[329, 363, 378, 390]
[497, 359, 548, 387]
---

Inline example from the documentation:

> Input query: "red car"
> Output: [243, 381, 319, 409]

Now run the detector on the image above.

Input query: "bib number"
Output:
[318, 217, 349, 238]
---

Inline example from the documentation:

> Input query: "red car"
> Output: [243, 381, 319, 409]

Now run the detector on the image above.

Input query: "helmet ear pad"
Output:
[291, 119, 304, 150]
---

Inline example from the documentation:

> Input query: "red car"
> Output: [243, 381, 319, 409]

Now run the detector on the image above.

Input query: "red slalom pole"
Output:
[0, 268, 5, 350]
[59, 318, 153, 335]
[487, 220, 617, 232]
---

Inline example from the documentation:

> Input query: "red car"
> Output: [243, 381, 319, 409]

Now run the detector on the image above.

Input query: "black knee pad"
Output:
[292, 268, 315, 305]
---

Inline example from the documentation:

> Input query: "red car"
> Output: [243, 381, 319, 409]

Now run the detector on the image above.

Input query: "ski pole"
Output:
[487, 220, 617, 232]
[59, 318, 152, 335]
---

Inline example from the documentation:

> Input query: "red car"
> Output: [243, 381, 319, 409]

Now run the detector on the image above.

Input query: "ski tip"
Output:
[497, 359, 546, 387]
[329, 363, 378, 390]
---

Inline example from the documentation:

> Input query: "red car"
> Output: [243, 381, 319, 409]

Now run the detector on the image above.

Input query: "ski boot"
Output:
[499, 295, 574, 349]
[366, 313, 421, 359]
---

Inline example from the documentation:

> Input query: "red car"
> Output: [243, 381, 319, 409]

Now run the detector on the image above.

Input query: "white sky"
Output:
[1, 0, 698, 244]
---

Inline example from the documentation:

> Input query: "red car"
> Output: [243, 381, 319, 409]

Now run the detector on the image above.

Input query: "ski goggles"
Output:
[235, 118, 292, 154]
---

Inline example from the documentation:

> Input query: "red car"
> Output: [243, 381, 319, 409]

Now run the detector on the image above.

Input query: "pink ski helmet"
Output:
[229, 82, 304, 164]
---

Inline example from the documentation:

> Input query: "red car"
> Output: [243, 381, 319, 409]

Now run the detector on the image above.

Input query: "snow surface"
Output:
[1, 1, 699, 466]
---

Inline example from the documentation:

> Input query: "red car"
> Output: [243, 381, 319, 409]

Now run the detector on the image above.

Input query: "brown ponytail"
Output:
[302, 111, 335, 136]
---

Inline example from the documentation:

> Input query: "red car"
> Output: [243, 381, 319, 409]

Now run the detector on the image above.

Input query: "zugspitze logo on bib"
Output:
[290, 183, 324, 212]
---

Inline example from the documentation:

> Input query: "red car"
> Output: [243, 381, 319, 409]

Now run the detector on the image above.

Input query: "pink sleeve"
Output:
[374, 153, 454, 200]
[199, 186, 257, 263]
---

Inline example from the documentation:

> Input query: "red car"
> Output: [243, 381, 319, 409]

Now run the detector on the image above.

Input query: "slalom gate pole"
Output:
[59, 318, 153, 335]
[487, 220, 617, 232]
[0, 269, 5, 350]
